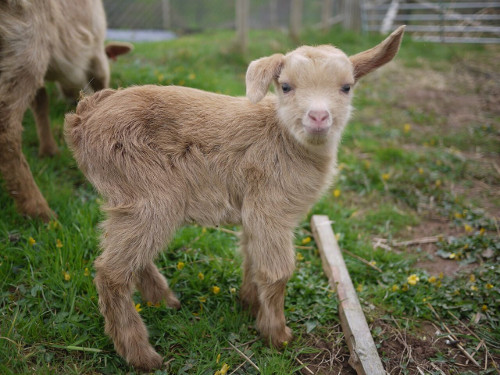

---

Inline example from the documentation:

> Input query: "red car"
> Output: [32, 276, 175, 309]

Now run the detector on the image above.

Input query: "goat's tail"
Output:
[64, 89, 116, 151]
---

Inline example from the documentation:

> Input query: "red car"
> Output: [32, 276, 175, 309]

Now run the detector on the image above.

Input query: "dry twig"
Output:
[342, 248, 383, 272]
[295, 357, 315, 375]
[427, 303, 481, 368]
[227, 341, 260, 372]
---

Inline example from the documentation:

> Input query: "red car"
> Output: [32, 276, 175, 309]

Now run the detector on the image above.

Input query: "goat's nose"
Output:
[308, 110, 330, 124]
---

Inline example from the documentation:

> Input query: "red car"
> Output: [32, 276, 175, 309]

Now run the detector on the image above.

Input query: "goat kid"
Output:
[0, 0, 131, 221]
[65, 26, 405, 370]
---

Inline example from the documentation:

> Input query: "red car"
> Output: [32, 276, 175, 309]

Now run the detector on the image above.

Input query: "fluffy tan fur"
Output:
[65, 26, 405, 370]
[0, 0, 130, 221]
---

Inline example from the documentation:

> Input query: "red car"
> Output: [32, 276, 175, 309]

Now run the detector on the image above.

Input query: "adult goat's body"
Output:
[0, 0, 130, 221]
[65, 26, 405, 370]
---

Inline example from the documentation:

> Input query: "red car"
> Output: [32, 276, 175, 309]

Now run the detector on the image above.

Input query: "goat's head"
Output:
[246, 26, 405, 147]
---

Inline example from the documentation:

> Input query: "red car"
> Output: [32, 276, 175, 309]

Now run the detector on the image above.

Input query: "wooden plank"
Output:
[311, 215, 385, 375]
[380, 0, 399, 34]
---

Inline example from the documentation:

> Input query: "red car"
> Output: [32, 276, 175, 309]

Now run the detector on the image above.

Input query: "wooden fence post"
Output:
[322, 0, 334, 32]
[235, 0, 249, 53]
[341, 0, 362, 31]
[290, 0, 303, 42]
[162, 0, 171, 30]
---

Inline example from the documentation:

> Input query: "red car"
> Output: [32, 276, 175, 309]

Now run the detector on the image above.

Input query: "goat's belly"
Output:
[184, 187, 241, 227]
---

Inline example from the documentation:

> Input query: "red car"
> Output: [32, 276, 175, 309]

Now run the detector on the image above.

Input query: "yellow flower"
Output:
[392, 284, 399, 292]
[64, 271, 71, 281]
[199, 296, 207, 303]
[28, 237, 36, 246]
[403, 123, 411, 133]
[422, 297, 427, 302]
[482, 305, 488, 311]
[464, 224, 473, 233]
[48, 220, 60, 230]
[220, 363, 229, 374]
[407, 274, 419, 286]
[356, 284, 363, 292]
[438, 272, 444, 279]
[147, 301, 153, 307]
[301, 237, 311, 245]
[382, 173, 390, 181]
[198, 272, 204, 280]
[435, 179, 441, 187]
[188, 73, 196, 80]
[369, 261, 377, 266]
[454, 212, 463, 219]
[212, 286, 221, 295]
[418, 167, 424, 175]
[296, 253, 304, 261]
[56, 239, 63, 248]
[486, 283, 493, 289]
[333, 189, 341, 198]
[469, 274, 476, 283]
[177, 261, 185, 270]
[84, 267, 90, 276]
[428, 276, 437, 283]
[449, 253, 456, 259]
[335, 233, 341, 241]
[178, 79, 185, 86]
[402, 284, 409, 292]
[470, 285, 478, 291]
[479, 228, 485, 235]
[135, 303, 142, 312]
[230, 287, 236, 294]
[201, 227, 207, 234]
[216, 353, 221, 364]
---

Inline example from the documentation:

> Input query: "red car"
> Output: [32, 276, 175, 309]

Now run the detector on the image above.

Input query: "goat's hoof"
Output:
[268, 326, 293, 348]
[127, 347, 163, 371]
[21, 203, 56, 223]
[166, 294, 181, 310]
[38, 143, 59, 157]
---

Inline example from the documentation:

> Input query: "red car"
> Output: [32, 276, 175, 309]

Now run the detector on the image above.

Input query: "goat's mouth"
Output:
[303, 124, 331, 137]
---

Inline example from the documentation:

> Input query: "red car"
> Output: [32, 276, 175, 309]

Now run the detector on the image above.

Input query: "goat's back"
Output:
[65, 85, 332, 226]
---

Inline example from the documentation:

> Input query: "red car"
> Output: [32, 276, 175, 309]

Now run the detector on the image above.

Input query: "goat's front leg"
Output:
[241, 220, 295, 347]
[0, 109, 54, 221]
[30, 87, 59, 157]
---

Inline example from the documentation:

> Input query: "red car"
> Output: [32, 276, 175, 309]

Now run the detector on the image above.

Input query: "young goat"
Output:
[0, 0, 130, 221]
[65, 26, 405, 370]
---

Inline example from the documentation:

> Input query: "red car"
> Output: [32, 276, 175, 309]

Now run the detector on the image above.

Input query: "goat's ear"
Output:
[349, 25, 405, 82]
[105, 42, 133, 61]
[246, 53, 284, 103]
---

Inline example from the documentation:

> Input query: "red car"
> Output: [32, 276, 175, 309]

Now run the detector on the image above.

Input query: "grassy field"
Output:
[1, 28, 499, 374]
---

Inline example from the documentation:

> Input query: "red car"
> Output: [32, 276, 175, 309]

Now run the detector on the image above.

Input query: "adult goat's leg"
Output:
[0, 106, 53, 221]
[30, 86, 59, 157]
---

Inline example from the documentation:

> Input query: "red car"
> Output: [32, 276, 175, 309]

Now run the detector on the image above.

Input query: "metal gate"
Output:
[362, 1, 500, 43]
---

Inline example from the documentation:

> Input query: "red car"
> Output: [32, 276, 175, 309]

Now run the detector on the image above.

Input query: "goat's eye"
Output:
[341, 84, 351, 94]
[281, 83, 292, 93]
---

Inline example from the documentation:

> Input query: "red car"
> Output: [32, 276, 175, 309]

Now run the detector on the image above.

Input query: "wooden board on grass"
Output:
[311, 214, 386, 375]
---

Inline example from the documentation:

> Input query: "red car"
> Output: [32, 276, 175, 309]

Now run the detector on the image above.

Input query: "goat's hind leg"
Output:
[136, 262, 181, 309]
[95, 203, 179, 370]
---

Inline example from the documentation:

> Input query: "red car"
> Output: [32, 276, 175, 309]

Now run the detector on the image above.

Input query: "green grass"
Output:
[1, 27, 499, 374]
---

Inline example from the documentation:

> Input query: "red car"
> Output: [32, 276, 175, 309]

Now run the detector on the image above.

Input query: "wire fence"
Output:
[103, 0, 336, 32]
[103, 0, 500, 43]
